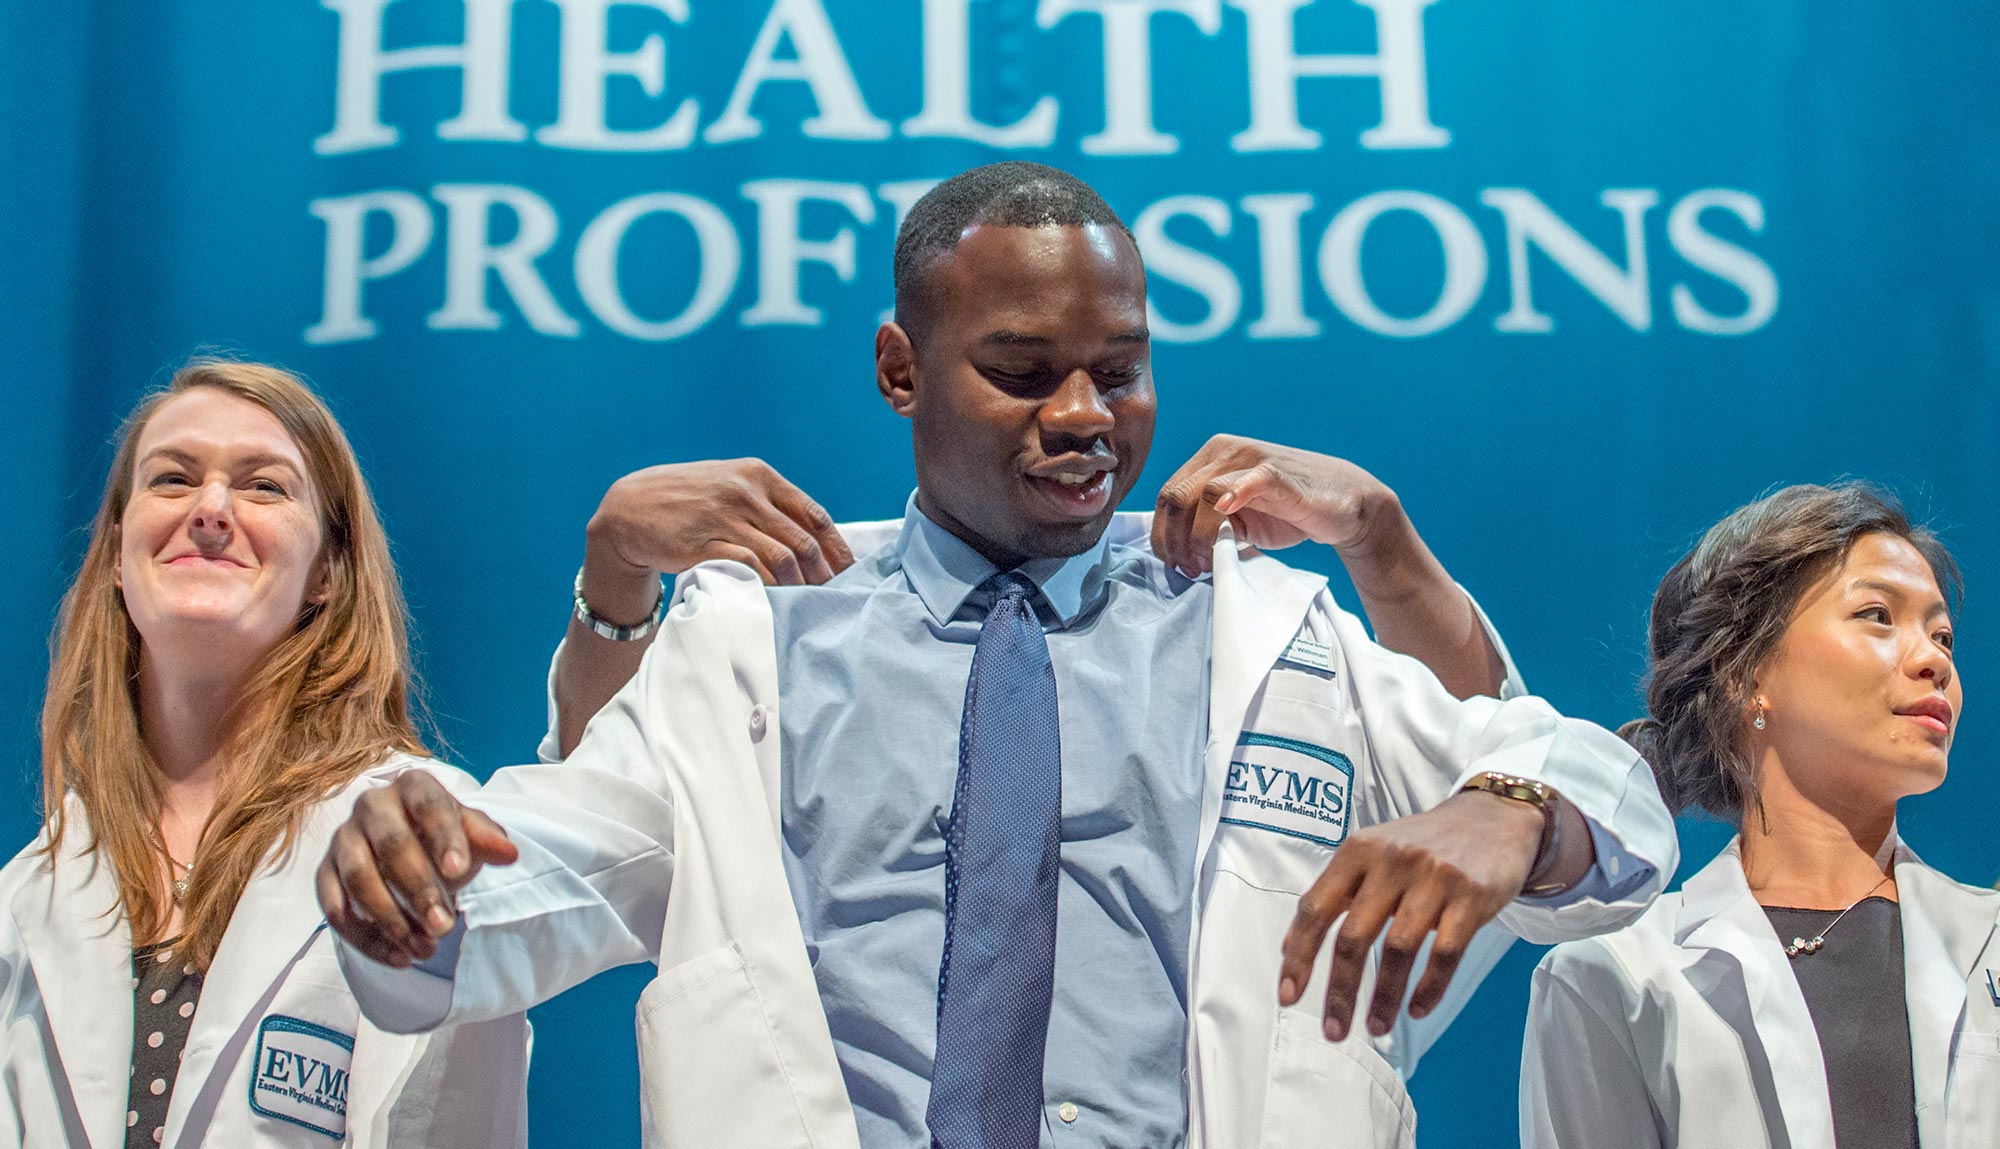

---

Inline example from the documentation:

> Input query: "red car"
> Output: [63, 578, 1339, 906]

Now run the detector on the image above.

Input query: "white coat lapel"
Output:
[1197, 526, 1327, 866]
[10, 830, 134, 1149]
[1673, 842, 1834, 1149]
[1894, 846, 2000, 1147]
[162, 793, 385, 1147]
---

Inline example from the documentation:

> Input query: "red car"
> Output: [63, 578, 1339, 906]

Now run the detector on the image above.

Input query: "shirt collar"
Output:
[893, 491, 1112, 628]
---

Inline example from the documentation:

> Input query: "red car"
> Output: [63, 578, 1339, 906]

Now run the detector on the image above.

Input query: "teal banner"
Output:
[4, 2, 1993, 1142]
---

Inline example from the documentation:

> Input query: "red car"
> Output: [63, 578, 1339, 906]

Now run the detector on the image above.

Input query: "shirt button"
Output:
[748, 705, 768, 741]
[1057, 1102, 1079, 1124]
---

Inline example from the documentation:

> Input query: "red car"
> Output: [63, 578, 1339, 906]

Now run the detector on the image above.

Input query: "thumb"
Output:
[1212, 464, 1293, 517]
[463, 808, 520, 869]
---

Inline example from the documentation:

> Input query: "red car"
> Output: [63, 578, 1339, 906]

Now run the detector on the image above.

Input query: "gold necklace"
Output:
[1780, 873, 1893, 958]
[165, 850, 194, 903]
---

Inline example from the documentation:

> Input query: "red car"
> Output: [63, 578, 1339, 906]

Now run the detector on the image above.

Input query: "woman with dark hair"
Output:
[0, 361, 528, 1147]
[1520, 483, 1998, 1147]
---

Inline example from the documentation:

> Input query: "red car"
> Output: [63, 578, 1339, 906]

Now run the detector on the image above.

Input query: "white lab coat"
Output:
[342, 519, 1677, 1148]
[1521, 837, 2000, 1148]
[0, 757, 530, 1149]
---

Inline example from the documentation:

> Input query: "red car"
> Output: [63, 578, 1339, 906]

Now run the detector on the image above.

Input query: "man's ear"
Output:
[876, 321, 918, 419]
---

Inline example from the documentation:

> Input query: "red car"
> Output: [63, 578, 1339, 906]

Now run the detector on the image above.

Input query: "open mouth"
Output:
[1023, 469, 1115, 520]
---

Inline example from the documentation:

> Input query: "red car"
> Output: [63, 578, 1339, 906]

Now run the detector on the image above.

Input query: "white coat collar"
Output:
[1672, 834, 2000, 1148]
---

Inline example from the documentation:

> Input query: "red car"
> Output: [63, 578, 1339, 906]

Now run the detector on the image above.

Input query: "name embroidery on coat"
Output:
[249, 1015, 353, 1139]
[1221, 732, 1353, 849]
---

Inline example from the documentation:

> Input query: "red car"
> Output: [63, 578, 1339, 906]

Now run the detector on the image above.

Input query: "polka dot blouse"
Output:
[126, 940, 203, 1148]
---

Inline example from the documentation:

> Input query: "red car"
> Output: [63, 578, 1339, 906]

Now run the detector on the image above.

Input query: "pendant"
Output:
[171, 877, 189, 903]
[1784, 935, 1824, 959]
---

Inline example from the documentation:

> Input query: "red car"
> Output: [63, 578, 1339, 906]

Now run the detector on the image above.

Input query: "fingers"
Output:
[1152, 470, 1203, 576]
[1278, 853, 1364, 1007]
[751, 510, 833, 586]
[318, 853, 415, 969]
[710, 543, 779, 586]
[463, 807, 519, 869]
[766, 479, 855, 578]
[1406, 904, 1481, 1021]
[355, 779, 459, 944]
[325, 817, 427, 964]
[1317, 870, 1397, 1042]
[1211, 462, 1282, 518]
[1364, 883, 1446, 1037]
[404, 772, 473, 888]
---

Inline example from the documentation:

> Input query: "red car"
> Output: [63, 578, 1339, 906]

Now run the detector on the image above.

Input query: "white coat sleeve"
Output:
[1328, 599, 1677, 942]
[340, 578, 767, 1033]
[1520, 946, 1663, 1149]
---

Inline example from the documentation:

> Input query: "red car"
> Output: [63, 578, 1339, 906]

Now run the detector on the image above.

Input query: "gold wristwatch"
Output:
[1459, 771, 1567, 897]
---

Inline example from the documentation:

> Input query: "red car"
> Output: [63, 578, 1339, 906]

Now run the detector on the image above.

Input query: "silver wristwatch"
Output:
[572, 566, 665, 642]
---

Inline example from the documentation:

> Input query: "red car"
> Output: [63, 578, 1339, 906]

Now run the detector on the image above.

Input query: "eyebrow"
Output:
[976, 327, 1151, 347]
[1851, 578, 1950, 619]
[140, 446, 303, 476]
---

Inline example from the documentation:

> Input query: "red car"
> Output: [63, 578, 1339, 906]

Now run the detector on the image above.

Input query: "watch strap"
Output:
[1459, 771, 1567, 897]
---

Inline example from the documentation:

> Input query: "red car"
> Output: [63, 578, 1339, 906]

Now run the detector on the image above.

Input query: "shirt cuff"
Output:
[334, 914, 465, 1034]
[1516, 816, 1657, 908]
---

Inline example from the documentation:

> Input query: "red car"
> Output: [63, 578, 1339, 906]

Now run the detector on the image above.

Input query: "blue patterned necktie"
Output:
[926, 573, 1062, 1149]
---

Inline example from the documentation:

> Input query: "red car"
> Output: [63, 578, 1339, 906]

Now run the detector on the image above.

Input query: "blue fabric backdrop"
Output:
[4, 2, 1995, 1144]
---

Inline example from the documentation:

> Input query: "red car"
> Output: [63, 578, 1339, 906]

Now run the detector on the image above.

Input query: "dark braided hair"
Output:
[1622, 482, 1960, 823]
[892, 162, 1136, 342]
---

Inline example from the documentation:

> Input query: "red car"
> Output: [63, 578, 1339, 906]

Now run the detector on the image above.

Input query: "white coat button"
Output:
[1057, 1102, 1079, 1124]
[748, 706, 769, 741]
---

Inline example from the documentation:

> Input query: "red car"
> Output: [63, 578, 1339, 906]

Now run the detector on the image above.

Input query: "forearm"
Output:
[553, 527, 663, 757]
[1337, 492, 1506, 700]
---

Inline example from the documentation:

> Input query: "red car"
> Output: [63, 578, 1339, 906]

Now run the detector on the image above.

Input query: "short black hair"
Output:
[892, 162, 1137, 339]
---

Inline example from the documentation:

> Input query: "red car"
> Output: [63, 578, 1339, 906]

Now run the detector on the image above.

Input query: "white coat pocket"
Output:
[637, 942, 819, 1149]
[1257, 1008, 1416, 1149]
[1948, 1039, 2000, 1137]
[240, 955, 364, 1144]
[1217, 663, 1360, 895]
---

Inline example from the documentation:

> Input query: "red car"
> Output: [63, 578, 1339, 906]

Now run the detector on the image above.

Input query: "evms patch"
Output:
[1221, 733, 1353, 848]
[249, 1015, 353, 1139]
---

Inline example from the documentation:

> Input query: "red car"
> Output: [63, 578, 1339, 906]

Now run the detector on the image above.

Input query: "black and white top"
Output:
[1764, 897, 1918, 1149]
[125, 940, 204, 1148]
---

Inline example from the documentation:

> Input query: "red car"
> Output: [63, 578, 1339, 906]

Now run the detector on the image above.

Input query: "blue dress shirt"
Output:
[768, 501, 1212, 1148]
[762, 498, 1653, 1147]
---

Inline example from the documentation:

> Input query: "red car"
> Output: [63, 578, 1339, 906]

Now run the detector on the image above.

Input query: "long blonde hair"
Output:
[39, 359, 426, 968]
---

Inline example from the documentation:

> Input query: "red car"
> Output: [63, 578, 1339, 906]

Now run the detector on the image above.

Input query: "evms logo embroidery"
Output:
[250, 1015, 353, 1139]
[1221, 733, 1354, 849]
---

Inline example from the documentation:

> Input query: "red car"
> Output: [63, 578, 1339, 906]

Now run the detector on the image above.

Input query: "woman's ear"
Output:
[306, 552, 334, 607]
[876, 321, 918, 419]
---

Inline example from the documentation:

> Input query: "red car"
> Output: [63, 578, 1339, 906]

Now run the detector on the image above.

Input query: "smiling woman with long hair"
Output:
[1520, 483, 1999, 1147]
[0, 360, 528, 1148]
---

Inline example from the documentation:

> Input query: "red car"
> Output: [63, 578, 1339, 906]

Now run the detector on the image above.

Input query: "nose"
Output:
[1909, 632, 1953, 692]
[189, 481, 234, 550]
[1040, 369, 1115, 442]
